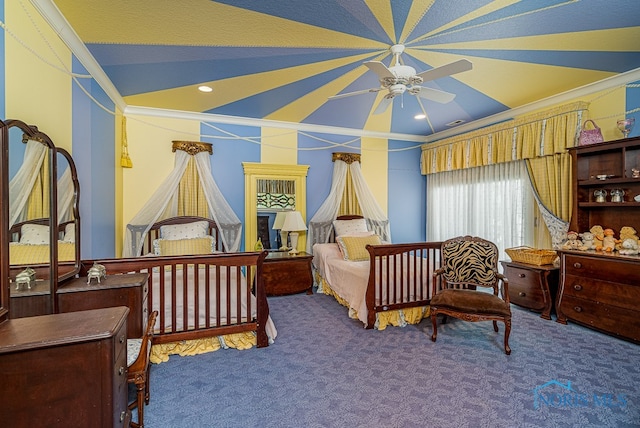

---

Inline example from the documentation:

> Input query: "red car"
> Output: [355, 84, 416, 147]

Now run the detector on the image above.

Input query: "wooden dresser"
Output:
[556, 250, 640, 343]
[0, 306, 130, 427]
[501, 261, 559, 320]
[57, 273, 148, 338]
[263, 251, 313, 296]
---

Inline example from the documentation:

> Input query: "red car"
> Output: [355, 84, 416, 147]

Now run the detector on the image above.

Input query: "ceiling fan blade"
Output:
[373, 97, 393, 115]
[415, 59, 473, 82]
[328, 87, 382, 100]
[364, 61, 395, 79]
[413, 86, 456, 104]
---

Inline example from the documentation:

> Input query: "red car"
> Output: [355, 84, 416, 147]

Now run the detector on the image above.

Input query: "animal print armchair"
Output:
[430, 235, 512, 355]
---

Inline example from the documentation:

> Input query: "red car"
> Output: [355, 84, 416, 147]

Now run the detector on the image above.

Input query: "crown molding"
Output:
[30, 0, 126, 111]
[124, 105, 428, 143]
[424, 66, 640, 143]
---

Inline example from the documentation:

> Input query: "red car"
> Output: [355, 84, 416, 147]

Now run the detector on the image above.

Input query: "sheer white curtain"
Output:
[123, 150, 241, 257]
[9, 139, 48, 227]
[307, 159, 390, 253]
[426, 160, 535, 261]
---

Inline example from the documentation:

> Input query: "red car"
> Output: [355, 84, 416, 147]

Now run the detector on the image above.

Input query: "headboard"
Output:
[128, 216, 224, 256]
[9, 218, 72, 243]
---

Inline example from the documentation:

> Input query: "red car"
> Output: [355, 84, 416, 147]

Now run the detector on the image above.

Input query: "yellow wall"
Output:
[261, 127, 297, 164]
[5, 0, 72, 151]
[120, 114, 200, 251]
[361, 137, 388, 215]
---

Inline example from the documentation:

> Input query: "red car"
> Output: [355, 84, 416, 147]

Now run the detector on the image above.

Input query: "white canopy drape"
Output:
[123, 150, 241, 257]
[306, 159, 390, 253]
[9, 139, 48, 227]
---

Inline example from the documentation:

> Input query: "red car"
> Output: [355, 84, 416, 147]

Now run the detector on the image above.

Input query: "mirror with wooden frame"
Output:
[2, 120, 81, 318]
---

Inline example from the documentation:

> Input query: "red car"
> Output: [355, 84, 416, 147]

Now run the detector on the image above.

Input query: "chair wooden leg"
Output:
[504, 318, 512, 355]
[431, 313, 438, 342]
[493, 320, 498, 332]
[144, 365, 151, 405]
[129, 378, 146, 428]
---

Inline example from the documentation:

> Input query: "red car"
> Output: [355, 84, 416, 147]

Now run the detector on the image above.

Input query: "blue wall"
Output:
[72, 57, 115, 258]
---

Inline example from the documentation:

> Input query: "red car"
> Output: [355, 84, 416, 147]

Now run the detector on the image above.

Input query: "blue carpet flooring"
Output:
[139, 292, 640, 427]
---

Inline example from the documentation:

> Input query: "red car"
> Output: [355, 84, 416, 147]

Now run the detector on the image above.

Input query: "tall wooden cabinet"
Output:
[556, 137, 640, 343]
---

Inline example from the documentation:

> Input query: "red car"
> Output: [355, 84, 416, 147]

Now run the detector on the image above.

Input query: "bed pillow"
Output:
[332, 218, 368, 237]
[153, 236, 215, 256]
[160, 220, 209, 240]
[336, 234, 382, 261]
[19, 224, 50, 245]
[63, 223, 75, 243]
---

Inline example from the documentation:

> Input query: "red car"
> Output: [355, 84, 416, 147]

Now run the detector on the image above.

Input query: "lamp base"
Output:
[279, 230, 289, 251]
[288, 232, 300, 254]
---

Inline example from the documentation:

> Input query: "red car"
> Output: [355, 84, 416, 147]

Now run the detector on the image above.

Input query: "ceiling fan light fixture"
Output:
[198, 85, 213, 93]
[414, 114, 426, 120]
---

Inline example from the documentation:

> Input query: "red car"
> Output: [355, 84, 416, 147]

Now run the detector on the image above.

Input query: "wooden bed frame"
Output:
[83, 216, 271, 348]
[315, 215, 443, 329]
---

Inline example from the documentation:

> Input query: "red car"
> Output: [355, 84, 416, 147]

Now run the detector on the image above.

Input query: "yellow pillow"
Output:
[157, 237, 214, 256]
[336, 234, 381, 261]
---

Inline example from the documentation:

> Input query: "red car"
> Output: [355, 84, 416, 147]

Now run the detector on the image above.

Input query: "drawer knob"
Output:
[573, 284, 583, 291]
[573, 262, 582, 269]
[573, 306, 583, 313]
[518, 292, 526, 297]
[518, 273, 525, 278]
[119, 335, 125, 344]
[119, 366, 125, 376]
[120, 411, 126, 422]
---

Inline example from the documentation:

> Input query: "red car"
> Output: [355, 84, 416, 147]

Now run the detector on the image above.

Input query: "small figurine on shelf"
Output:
[596, 228, 620, 252]
[617, 226, 639, 250]
[578, 231, 597, 251]
[632, 168, 640, 178]
[618, 238, 640, 255]
[561, 231, 583, 250]
[590, 225, 604, 249]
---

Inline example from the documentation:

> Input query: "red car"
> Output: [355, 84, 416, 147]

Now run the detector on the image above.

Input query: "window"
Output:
[426, 160, 535, 261]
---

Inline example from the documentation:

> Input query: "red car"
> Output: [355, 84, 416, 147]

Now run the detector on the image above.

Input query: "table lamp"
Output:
[272, 211, 289, 251]
[281, 211, 307, 254]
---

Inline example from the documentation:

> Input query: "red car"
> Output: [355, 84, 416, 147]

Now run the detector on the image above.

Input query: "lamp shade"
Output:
[281, 211, 307, 232]
[272, 211, 287, 230]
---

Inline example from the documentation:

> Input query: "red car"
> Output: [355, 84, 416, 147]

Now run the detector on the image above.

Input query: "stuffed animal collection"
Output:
[563, 225, 639, 255]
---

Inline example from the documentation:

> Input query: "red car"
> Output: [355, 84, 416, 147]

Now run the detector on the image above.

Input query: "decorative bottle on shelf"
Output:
[254, 238, 264, 251]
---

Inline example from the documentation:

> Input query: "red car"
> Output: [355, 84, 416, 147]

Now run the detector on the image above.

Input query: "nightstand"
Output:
[501, 261, 559, 320]
[263, 251, 313, 296]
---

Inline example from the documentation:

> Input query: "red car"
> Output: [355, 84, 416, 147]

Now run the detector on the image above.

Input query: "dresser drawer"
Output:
[559, 295, 640, 342]
[509, 281, 545, 310]
[562, 274, 640, 312]
[564, 254, 640, 284]
[501, 261, 558, 318]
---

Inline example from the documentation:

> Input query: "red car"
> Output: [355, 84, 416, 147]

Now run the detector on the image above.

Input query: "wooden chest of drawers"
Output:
[57, 273, 149, 338]
[501, 261, 559, 320]
[556, 250, 640, 343]
[263, 251, 313, 296]
[0, 307, 130, 427]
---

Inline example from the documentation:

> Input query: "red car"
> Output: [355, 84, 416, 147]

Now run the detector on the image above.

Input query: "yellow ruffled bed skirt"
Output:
[314, 271, 430, 330]
[150, 332, 257, 364]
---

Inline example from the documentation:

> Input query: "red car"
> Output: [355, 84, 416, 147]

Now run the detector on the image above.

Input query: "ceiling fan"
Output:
[329, 44, 472, 115]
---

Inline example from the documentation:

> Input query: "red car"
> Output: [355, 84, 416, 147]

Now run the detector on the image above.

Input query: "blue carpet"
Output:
[140, 292, 640, 427]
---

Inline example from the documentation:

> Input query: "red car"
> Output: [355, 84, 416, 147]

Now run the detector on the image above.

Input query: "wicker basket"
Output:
[505, 246, 557, 266]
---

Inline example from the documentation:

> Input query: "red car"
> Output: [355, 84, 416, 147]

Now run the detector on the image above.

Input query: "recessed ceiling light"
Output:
[198, 85, 213, 93]
[414, 114, 426, 120]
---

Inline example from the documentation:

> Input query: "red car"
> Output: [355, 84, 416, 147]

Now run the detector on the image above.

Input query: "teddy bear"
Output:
[617, 226, 639, 250]
[618, 238, 640, 255]
[578, 231, 597, 251]
[590, 225, 604, 250]
[596, 228, 619, 252]
[561, 231, 583, 250]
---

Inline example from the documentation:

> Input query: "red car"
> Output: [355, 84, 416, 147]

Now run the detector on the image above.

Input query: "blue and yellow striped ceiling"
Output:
[53, 0, 640, 137]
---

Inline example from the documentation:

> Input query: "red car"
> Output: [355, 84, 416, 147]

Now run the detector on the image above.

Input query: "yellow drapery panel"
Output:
[177, 157, 209, 217]
[526, 153, 573, 222]
[421, 101, 587, 175]
[26, 157, 50, 219]
[338, 167, 362, 216]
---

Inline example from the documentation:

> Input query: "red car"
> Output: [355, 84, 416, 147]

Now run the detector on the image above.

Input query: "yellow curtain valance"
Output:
[421, 101, 589, 175]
